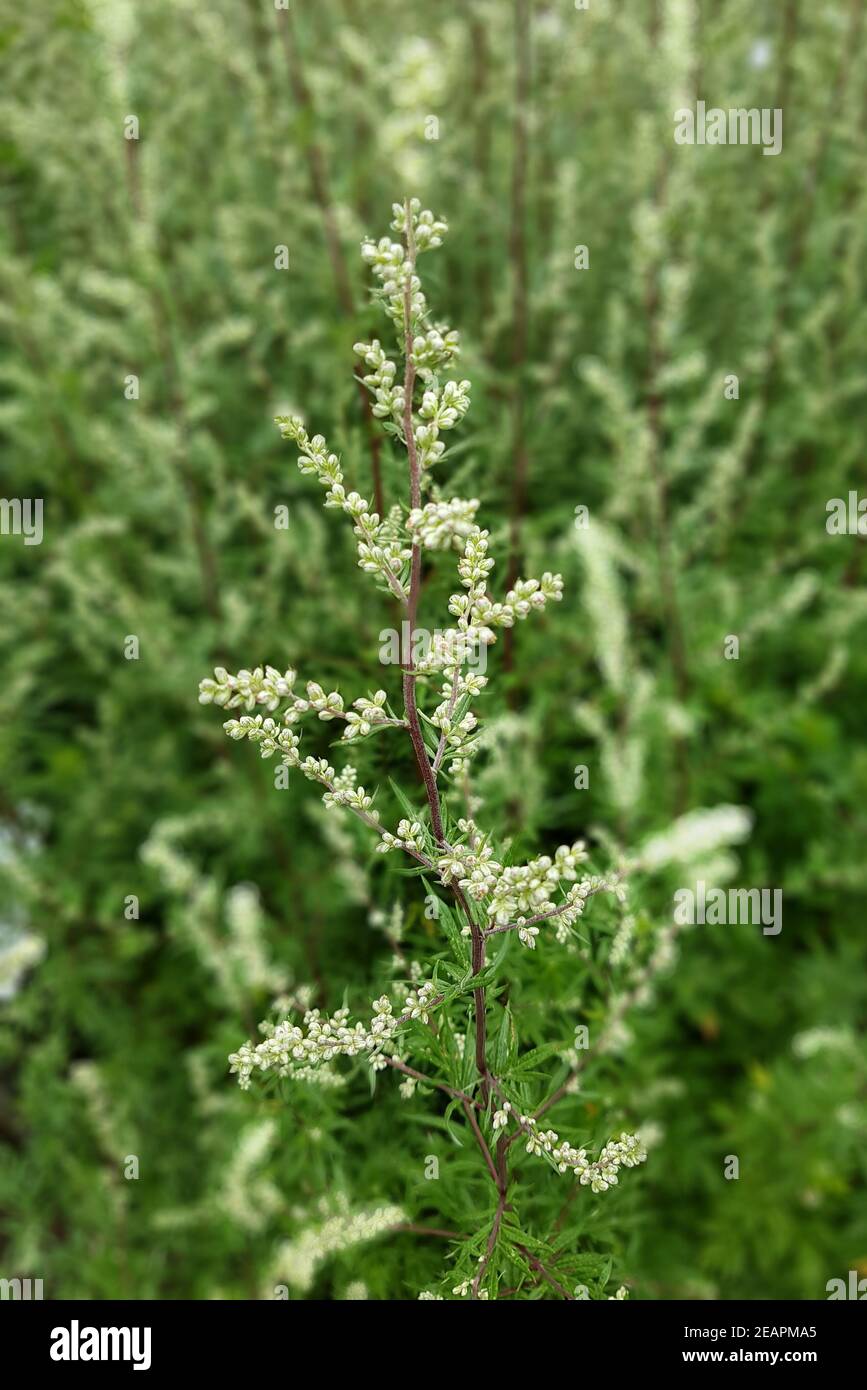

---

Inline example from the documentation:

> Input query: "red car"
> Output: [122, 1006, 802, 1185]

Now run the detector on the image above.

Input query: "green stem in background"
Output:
[644, 13, 689, 814]
[503, 0, 531, 686]
[277, 6, 385, 516]
[466, 9, 492, 329]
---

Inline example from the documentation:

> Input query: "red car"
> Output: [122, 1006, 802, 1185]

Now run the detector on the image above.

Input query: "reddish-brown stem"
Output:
[472, 1189, 508, 1299]
[463, 1101, 500, 1190]
[382, 1055, 481, 1110]
[392, 1223, 460, 1240]
[399, 199, 490, 1105]
[516, 1245, 575, 1300]
[400, 209, 443, 834]
[528, 1073, 577, 1128]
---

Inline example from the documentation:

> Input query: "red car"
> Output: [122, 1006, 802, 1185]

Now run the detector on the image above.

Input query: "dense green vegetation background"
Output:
[1, 0, 865, 1299]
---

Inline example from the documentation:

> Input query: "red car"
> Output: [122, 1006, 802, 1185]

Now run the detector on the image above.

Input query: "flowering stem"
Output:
[482, 875, 623, 938]
[393, 994, 444, 1030]
[483, 900, 578, 939]
[210, 194, 648, 1300]
[400, 216, 443, 839]
[324, 709, 407, 732]
[399, 197, 490, 1106]
[431, 679, 460, 774]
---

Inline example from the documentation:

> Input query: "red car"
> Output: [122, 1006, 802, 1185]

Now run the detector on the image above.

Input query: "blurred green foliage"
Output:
[1, 0, 865, 1299]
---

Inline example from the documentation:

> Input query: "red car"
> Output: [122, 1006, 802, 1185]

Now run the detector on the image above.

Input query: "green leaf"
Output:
[494, 1004, 517, 1074]
[388, 777, 422, 825]
[462, 934, 512, 990]
[422, 878, 471, 969]
[510, 1042, 563, 1074]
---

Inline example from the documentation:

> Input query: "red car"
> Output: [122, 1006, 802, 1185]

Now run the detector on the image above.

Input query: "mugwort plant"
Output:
[199, 201, 666, 1300]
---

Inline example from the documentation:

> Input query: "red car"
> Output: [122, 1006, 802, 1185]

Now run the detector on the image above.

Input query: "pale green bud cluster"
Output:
[223, 714, 300, 759]
[228, 984, 437, 1090]
[514, 1120, 647, 1193]
[353, 339, 404, 421]
[414, 379, 471, 470]
[342, 690, 390, 739]
[552, 1132, 648, 1193]
[376, 818, 429, 857]
[410, 324, 460, 377]
[451, 528, 564, 640]
[291, 681, 345, 721]
[274, 415, 409, 598]
[429, 698, 478, 752]
[389, 198, 447, 249]
[360, 234, 424, 326]
[436, 837, 598, 938]
[360, 201, 447, 332]
[408, 493, 480, 551]
[198, 664, 296, 712]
